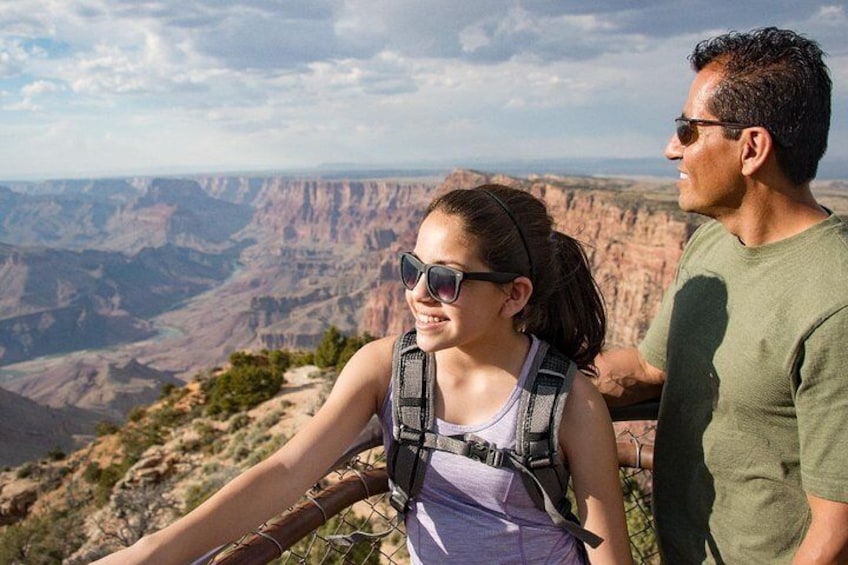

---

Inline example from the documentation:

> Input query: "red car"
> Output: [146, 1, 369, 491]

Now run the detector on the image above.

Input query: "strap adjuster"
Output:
[397, 424, 424, 444]
[526, 453, 557, 470]
[389, 486, 410, 513]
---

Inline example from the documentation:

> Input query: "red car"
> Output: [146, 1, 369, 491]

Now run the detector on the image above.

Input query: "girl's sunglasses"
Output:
[399, 252, 520, 304]
[675, 117, 752, 146]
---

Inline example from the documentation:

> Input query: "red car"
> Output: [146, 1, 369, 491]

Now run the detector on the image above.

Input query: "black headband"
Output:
[480, 189, 535, 281]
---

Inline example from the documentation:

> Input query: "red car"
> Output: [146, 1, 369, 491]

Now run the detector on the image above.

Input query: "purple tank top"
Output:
[380, 336, 585, 564]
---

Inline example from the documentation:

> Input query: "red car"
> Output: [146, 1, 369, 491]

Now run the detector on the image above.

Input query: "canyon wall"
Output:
[4, 170, 847, 468]
[358, 169, 695, 348]
[1, 170, 695, 382]
[0, 169, 701, 466]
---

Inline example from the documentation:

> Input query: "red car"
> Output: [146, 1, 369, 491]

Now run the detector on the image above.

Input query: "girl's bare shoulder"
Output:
[353, 335, 398, 366]
[337, 335, 400, 387]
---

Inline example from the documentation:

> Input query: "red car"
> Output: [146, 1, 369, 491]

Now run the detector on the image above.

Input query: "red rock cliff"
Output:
[359, 169, 698, 348]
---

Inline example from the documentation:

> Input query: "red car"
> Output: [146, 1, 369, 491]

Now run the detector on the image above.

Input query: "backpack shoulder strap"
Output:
[514, 340, 573, 497]
[509, 341, 603, 548]
[385, 332, 603, 549]
[387, 329, 435, 513]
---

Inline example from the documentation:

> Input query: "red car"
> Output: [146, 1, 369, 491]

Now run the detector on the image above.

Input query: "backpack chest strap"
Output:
[394, 427, 603, 548]
[397, 428, 507, 468]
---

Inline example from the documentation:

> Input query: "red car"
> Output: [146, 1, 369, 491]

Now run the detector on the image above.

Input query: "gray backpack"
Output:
[387, 329, 603, 549]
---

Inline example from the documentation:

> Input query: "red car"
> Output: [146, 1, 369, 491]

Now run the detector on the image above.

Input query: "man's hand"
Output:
[592, 348, 665, 407]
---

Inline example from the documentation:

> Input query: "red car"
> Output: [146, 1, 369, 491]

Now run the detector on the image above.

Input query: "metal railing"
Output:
[205, 403, 659, 564]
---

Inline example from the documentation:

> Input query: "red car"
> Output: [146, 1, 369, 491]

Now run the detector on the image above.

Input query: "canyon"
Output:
[1, 169, 847, 466]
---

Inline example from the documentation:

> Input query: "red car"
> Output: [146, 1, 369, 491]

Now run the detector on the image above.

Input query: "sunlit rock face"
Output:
[0, 170, 699, 450]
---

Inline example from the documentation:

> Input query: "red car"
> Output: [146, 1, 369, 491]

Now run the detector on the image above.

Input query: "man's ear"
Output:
[500, 276, 533, 318]
[740, 127, 774, 176]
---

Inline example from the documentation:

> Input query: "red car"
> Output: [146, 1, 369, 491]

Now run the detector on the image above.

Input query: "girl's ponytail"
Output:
[546, 231, 605, 374]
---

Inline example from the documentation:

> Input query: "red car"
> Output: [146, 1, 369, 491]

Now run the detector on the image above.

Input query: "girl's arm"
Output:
[562, 373, 634, 565]
[93, 336, 396, 565]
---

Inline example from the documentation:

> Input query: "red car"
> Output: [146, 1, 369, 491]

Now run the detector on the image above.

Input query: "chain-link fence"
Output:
[207, 407, 658, 565]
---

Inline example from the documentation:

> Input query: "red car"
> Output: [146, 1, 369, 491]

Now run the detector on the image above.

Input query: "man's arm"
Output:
[792, 494, 848, 564]
[793, 309, 848, 563]
[592, 348, 666, 407]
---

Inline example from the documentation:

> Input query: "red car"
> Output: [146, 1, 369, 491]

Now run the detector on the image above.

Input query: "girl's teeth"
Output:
[418, 314, 444, 323]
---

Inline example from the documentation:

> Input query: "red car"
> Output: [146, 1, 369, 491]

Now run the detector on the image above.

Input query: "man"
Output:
[594, 27, 848, 564]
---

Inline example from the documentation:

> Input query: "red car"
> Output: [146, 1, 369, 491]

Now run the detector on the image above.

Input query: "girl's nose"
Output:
[410, 273, 436, 302]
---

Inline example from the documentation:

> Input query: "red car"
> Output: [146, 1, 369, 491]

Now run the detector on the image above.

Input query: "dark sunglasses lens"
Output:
[428, 266, 459, 303]
[676, 121, 694, 145]
[400, 254, 421, 289]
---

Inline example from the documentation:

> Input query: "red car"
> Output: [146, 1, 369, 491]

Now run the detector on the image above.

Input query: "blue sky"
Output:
[1, 1, 846, 180]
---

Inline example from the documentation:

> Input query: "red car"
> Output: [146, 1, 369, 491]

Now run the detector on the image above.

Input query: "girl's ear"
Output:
[500, 276, 533, 318]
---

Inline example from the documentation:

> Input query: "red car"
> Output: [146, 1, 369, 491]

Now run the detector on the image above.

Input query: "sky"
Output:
[1, 1, 847, 181]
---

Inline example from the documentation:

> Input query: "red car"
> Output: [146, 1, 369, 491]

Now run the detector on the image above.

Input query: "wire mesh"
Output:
[617, 421, 658, 564]
[210, 417, 658, 565]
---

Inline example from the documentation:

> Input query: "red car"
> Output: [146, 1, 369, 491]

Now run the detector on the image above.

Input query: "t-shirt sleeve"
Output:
[638, 222, 714, 372]
[638, 284, 674, 372]
[796, 305, 848, 502]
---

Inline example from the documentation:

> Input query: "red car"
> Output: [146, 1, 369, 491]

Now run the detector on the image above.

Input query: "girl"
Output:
[95, 183, 632, 564]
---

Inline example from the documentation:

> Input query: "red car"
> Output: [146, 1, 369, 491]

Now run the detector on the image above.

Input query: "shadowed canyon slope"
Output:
[2, 169, 846, 466]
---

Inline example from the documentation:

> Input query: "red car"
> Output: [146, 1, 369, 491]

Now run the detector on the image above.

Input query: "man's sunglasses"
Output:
[675, 117, 753, 146]
[399, 252, 520, 304]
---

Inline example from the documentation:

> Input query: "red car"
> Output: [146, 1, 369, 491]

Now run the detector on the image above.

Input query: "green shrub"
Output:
[83, 462, 102, 484]
[15, 462, 37, 479]
[231, 445, 251, 463]
[290, 350, 315, 366]
[336, 332, 375, 371]
[228, 413, 251, 431]
[268, 349, 292, 377]
[119, 422, 165, 464]
[95, 421, 121, 437]
[127, 406, 147, 423]
[116, 403, 190, 465]
[0, 509, 85, 565]
[186, 421, 223, 454]
[315, 325, 345, 368]
[158, 382, 177, 400]
[45, 447, 66, 461]
[149, 404, 190, 430]
[315, 327, 376, 372]
[91, 462, 130, 506]
[205, 365, 284, 417]
[229, 351, 259, 367]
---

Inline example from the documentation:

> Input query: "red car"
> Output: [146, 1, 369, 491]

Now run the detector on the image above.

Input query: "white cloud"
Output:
[0, 1, 846, 178]
[21, 79, 60, 96]
[3, 97, 39, 111]
[0, 38, 28, 77]
[815, 4, 846, 22]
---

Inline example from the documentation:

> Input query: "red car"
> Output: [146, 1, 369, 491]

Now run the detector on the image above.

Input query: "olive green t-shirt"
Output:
[640, 214, 848, 564]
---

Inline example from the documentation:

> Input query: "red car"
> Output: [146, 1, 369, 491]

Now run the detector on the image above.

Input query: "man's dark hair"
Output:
[690, 27, 831, 185]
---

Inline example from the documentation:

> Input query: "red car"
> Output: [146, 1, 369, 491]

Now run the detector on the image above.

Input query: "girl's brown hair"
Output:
[425, 183, 605, 373]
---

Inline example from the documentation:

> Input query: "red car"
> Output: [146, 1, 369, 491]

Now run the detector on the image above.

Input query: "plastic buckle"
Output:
[467, 439, 504, 467]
